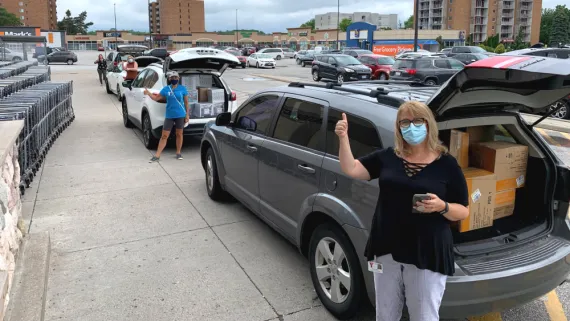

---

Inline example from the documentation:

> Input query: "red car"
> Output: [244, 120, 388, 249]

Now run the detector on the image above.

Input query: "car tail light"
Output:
[230, 91, 237, 101]
[406, 69, 417, 75]
[114, 62, 118, 66]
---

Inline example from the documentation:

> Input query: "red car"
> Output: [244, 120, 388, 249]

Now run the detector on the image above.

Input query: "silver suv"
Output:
[200, 55, 570, 319]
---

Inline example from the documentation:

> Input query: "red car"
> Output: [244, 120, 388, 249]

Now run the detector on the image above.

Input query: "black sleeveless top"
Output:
[358, 148, 469, 276]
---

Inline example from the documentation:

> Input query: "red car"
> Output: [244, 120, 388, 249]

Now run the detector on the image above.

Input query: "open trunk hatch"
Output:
[427, 56, 570, 118]
[135, 56, 163, 68]
[117, 45, 148, 56]
[164, 48, 240, 75]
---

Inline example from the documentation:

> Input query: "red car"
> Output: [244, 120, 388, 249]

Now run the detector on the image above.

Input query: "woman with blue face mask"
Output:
[335, 101, 469, 321]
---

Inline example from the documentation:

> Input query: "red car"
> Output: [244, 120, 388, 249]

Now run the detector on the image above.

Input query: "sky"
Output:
[61, 0, 566, 34]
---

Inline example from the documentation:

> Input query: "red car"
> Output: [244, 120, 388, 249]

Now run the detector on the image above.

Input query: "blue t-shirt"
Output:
[160, 85, 188, 119]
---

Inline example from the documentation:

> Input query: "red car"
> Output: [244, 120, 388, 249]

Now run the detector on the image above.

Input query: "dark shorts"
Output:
[163, 117, 185, 131]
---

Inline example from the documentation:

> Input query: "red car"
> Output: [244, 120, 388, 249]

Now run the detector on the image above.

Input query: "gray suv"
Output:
[200, 55, 570, 319]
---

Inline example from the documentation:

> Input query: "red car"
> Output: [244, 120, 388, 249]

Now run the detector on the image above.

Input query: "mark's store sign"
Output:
[0, 27, 41, 36]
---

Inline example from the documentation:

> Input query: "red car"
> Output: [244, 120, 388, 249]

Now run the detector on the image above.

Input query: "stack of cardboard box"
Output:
[446, 127, 528, 233]
[180, 74, 225, 119]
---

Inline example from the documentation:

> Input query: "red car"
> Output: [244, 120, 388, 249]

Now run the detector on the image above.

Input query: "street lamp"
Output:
[336, 0, 340, 50]
[114, 3, 118, 48]
[148, 0, 152, 48]
[413, 0, 419, 52]
[235, 9, 238, 47]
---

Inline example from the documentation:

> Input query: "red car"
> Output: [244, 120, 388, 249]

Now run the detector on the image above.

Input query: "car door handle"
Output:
[246, 145, 257, 152]
[297, 164, 316, 174]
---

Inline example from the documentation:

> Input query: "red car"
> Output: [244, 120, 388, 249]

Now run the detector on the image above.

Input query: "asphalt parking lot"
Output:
[20, 51, 570, 321]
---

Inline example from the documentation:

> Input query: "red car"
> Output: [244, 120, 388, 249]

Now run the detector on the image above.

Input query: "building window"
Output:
[20, 16, 24, 20]
[492, 26, 495, 29]
[449, 0, 452, 3]
[449, 16, 452, 20]
[449, 8, 452, 11]
[492, 17, 495, 21]
[18, 1, 23, 5]
[19, 8, 24, 12]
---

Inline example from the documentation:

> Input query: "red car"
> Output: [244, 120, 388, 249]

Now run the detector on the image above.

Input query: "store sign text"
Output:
[4, 31, 33, 36]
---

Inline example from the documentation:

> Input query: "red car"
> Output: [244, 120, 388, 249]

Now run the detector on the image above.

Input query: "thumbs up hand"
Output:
[335, 113, 349, 138]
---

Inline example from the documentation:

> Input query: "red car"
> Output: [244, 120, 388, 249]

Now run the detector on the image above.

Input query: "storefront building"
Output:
[0, 27, 65, 51]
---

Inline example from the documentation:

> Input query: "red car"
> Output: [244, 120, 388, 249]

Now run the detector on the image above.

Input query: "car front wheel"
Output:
[116, 85, 122, 101]
[105, 79, 112, 94]
[142, 112, 158, 149]
[337, 74, 344, 84]
[309, 223, 365, 320]
[276, 55, 282, 60]
[312, 70, 321, 82]
[378, 73, 387, 80]
[425, 79, 437, 86]
[205, 147, 229, 201]
[549, 100, 570, 119]
[67, 59, 74, 65]
[296, 59, 301, 65]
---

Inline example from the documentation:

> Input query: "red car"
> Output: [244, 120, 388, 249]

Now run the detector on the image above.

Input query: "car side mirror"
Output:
[121, 81, 131, 89]
[215, 112, 232, 126]
[471, 59, 476, 62]
[237, 116, 257, 132]
[331, 63, 337, 67]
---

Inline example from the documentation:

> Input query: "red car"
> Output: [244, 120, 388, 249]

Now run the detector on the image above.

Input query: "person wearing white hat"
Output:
[144, 70, 189, 161]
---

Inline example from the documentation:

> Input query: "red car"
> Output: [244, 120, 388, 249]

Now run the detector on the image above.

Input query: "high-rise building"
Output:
[148, 0, 205, 35]
[0, 0, 57, 30]
[315, 12, 399, 30]
[414, 0, 541, 44]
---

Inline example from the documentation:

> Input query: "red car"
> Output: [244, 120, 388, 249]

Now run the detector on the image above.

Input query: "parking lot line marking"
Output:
[545, 290, 568, 321]
[537, 128, 561, 146]
[559, 131, 570, 143]
[468, 312, 503, 321]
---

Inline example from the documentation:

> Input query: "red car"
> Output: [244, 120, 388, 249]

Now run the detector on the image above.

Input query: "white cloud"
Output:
[59, 0, 569, 33]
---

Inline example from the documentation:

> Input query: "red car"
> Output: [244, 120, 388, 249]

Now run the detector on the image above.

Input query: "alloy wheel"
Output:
[256, 62, 259, 68]
[314, 237, 351, 304]
[425, 79, 437, 86]
[379, 73, 387, 80]
[206, 155, 214, 193]
[143, 115, 151, 146]
[337, 74, 344, 84]
[117, 85, 121, 101]
[313, 71, 320, 81]
[122, 100, 128, 126]
[67, 59, 73, 65]
[549, 100, 569, 119]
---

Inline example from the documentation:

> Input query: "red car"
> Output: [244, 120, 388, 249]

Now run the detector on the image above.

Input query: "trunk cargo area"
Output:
[438, 114, 553, 255]
[179, 73, 227, 119]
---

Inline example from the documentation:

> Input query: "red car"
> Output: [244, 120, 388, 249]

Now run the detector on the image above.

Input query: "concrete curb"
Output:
[5, 231, 51, 321]
[251, 74, 302, 83]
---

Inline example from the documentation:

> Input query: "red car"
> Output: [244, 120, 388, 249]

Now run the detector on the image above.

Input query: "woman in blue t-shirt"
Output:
[144, 71, 189, 161]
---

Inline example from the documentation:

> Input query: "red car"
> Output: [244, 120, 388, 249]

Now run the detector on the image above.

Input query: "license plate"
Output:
[361, 75, 366, 79]
[395, 72, 401, 76]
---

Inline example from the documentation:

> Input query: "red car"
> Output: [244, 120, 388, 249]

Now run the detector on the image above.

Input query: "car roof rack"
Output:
[288, 81, 438, 107]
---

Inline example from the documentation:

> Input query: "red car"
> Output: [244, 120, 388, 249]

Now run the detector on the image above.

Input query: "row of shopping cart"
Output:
[0, 66, 51, 98]
[0, 81, 75, 193]
[0, 61, 38, 80]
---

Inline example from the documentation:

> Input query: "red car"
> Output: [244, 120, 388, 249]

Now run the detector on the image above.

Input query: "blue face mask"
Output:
[170, 79, 179, 85]
[401, 124, 427, 145]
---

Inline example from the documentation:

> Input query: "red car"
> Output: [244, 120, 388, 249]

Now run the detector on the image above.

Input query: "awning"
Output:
[373, 40, 439, 45]
[0, 35, 46, 43]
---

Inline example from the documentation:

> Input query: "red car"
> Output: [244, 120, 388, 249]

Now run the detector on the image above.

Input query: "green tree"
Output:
[404, 15, 414, 29]
[0, 8, 22, 26]
[339, 18, 352, 32]
[57, 10, 93, 35]
[511, 26, 530, 49]
[435, 35, 444, 49]
[540, 8, 555, 45]
[550, 7, 570, 47]
[300, 19, 315, 30]
[494, 43, 506, 54]
[483, 34, 499, 48]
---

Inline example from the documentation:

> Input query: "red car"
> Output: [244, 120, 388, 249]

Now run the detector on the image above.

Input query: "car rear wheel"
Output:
[205, 147, 229, 201]
[549, 100, 570, 119]
[309, 223, 365, 320]
[337, 74, 344, 84]
[116, 85, 122, 101]
[425, 78, 437, 86]
[122, 99, 134, 128]
[67, 59, 74, 65]
[276, 55, 282, 60]
[142, 112, 158, 149]
[256, 62, 259, 68]
[296, 59, 301, 65]
[246, 61, 250, 68]
[105, 79, 112, 94]
[302, 61, 307, 67]
[312, 70, 321, 82]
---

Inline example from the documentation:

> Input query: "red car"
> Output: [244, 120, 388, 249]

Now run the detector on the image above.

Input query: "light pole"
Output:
[148, 0, 152, 48]
[114, 3, 118, 49]
[235, 9, 238, 47]
[336, 0, 340, 50]
[413, 0, 419, 52]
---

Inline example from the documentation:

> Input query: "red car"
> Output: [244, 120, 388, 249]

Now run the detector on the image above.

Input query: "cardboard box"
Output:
[199, 74, 213, 87]
[207, 88, 225, 103]
[191, 103, 213, 118]
[449, 130, 469, 168]
[494, 189, 516, 220]
[459, 168, 496, 232]
[181, 75, 199, 90]
[187, 89, 198, 103]
[470, 141, 528, 191]
[467, 126, 495, 144]
[212, 102, 224, 116]
[197, 87, 209, 102]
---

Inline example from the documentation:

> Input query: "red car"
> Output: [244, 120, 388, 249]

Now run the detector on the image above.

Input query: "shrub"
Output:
[494, 44, 506, 54]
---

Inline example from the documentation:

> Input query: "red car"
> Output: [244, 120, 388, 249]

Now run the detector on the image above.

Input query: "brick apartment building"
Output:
[413, 0, 541, 44]
[148, 0, 205, 35]
[0, 0, 57, 30]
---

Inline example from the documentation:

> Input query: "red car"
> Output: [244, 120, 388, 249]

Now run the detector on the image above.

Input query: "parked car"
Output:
[105, 56, 163, 101]
[342, 49, 374, 58]
[357, 54, 395, 80]
[508, 48, 570, 119]
[246, 53, 276, 68]
[106, 44, 148, 68]
[294, 50, 306, 59]
[200, 55, 570, 320]
[389, 57, 464, 85]
[242, 47, 256, 56]
[312, 54, 371, 84]
[143, 48, 168, 59]
[280, 48, 296, 58]
[320, 50, 342, 54]
[446, 46, 488, 57]
[98, 46, 105, 51]
[296, 50, 316, 67]
[395, 49, 431, 59]
[44, 50, 78, 65]
[0, 48, 24, 61]
[440, 48, 452, 55]
[121, 47, 239, 148]
[453, 53, 493, 65]
[257, 48, 285, 60]
[226, 50, 247, 68]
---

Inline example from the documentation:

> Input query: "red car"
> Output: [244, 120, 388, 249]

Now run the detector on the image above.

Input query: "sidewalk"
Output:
[6, 69, 329, 321]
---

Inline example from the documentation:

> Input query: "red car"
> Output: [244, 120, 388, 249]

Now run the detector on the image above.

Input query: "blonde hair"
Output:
[394, 101, 448, 157]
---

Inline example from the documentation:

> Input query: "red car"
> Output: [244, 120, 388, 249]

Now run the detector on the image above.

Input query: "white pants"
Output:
[373, 254, 447, 321]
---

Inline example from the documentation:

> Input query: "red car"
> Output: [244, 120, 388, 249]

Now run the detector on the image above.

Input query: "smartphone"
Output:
[412, 194, 431, 213]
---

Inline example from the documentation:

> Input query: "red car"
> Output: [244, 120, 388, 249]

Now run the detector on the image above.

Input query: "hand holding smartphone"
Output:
[412, 194, 431, 213]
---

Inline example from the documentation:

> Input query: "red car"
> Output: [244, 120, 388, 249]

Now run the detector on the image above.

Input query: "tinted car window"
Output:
[434, 59, 450, 69]
[327, 56, 337, 64]
[326, 109, 382, 159]
[235, 94, 280, 135]
[131, 70, 148, 88]
[449, 59, 464, 69]
[272, 97, 324, 151]
[470, 46, 486, 53]
[393, 59, 414, 69]
[143, 70, 159, 88]
[417, 60, 433, 69]
[334, 55, 361, 66]
[377, 57, 395, 65]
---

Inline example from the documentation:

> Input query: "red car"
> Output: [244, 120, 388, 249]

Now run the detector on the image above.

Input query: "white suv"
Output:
[120, 47, 240, 149]
[257, 48, 285, 60]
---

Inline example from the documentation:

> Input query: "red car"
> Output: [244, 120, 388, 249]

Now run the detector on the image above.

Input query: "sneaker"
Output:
[149, 156, 160, 163]
[176, 154, 183, 160]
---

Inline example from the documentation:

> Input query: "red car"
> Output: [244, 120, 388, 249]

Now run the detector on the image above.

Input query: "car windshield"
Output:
[307, 50, 315, 54]
[471, 46, 486, 53]
[355, 50, 373, 55]
[228, 51, 240, 56]
[377, 57, 395, 65]
[473, 53, 489, 59]
[258, 54, 271, 59]
[335, 55, 362, 65]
